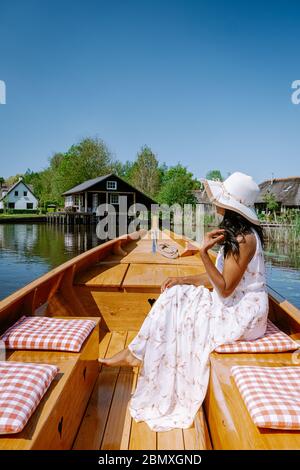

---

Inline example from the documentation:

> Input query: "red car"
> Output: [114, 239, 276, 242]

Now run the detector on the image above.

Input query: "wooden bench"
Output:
[0, 316, 100, 450]
[120, 240, 204, 265]
[122, 264, 207, 293]
[204, 351, 300, 450]
[74, 262, 129, 290]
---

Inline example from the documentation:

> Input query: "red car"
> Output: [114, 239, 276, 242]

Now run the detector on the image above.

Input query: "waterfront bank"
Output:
[0, 215, 47, 223]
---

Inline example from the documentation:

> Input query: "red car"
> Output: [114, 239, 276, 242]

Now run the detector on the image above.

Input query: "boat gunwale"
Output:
[0, 228, 299, 450]
[0, 231, 139, 311]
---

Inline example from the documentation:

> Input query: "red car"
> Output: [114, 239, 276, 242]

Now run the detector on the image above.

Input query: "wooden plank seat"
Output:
[74, 262, 129, 289]
[204, 350, 300, 450]
[118, 233, 206, 266]
[122, 264, 207, 292]
[0, 316, 100, 450]
[86, 291, 161, 331]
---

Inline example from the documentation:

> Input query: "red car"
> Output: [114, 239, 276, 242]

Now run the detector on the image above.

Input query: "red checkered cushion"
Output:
[215, 319, 299, 353]
[232, 366, 300, 430]
[0, 316, 96, 352]
[0, 361, 59, 434]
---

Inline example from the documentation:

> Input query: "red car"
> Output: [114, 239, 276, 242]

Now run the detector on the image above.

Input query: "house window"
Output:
[26, 203, 33, 209]
[14, 191, 18, 196]
[8, 202, 15, 209]
[24, 191, 27, 196]
[92, 193, 98, 209]
[66, 196, 73, 205]
[106, 180, 117, 190]
[109, 193, 119, 205]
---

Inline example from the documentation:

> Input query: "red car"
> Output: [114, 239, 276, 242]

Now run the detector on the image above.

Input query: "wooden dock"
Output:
[46, 212, 97, 225]
[0, 216, 46, 224]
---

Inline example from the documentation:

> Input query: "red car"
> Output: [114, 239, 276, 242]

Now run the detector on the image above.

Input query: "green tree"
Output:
[158, 164, 200, 206]
[22, 169, 51, 209]
[263, 191, 279, 212]
[206, 169, 224, 181]
[0, 177, 4, 188]
[50, 138, 113, 204]
[112, 160, 135, 181]
[2, 195, 8, 212]
[130, 146, 160, 198]
[5, 174, 22, 187]
[263, 191, 279, 221]
[158, 162, 168, 186]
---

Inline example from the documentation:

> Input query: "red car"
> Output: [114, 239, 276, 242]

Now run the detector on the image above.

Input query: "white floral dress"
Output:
[128, 228, 269, 432]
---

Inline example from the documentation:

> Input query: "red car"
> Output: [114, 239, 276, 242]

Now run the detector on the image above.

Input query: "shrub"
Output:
[4, 209, 39, 214]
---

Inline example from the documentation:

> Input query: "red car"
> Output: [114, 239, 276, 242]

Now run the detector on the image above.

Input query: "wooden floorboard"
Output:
[194, 408, 212, 450]
[73, 331, 127, 450]
[126, 329, 157, 451]
[120, 370, 138, 450]
[157, 429, 184, 450]
[74, 330, 209, 450]
[101, 369, 135, 450]
[101, 331, 139, 450]
[129, 420, 157, 450]
[183, 424, 201, 450]
[119, 331, 139, 450]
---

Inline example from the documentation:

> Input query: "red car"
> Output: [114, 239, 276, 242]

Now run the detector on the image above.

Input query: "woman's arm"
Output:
[200, 230, 256, 298]
[161, 272, 211, 292]
[181, 272, 212, 287]
[160, 229, 225, 292]
[161, 229, 256, 296]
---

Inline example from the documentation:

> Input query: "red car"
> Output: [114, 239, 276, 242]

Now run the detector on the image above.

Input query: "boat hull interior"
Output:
[0, 229, 299, 450]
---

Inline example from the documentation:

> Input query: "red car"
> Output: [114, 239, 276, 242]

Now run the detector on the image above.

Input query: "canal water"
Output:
[0, 223, 299, 308]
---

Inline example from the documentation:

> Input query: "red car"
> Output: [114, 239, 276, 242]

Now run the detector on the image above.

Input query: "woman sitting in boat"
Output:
[99, 171, 269, 432]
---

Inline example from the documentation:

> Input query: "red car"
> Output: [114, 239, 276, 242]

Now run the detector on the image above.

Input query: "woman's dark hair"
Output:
[218, 208, 264, 259]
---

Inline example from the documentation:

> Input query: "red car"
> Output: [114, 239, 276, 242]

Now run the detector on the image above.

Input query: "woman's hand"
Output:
[200, 229, 225, 254]
[161, 276, 184, 293]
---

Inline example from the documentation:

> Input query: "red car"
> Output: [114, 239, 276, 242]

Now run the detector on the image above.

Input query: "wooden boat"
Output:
[0, 228, 299, 450]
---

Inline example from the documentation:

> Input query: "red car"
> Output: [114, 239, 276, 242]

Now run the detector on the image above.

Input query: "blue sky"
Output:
[0, 0, 299, 182]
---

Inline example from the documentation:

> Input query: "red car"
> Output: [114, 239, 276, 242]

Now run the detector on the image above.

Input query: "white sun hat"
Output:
[202, 171, 260, 225]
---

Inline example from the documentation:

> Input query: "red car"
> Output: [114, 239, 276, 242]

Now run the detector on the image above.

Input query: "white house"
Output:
[0, 179, 38, 210]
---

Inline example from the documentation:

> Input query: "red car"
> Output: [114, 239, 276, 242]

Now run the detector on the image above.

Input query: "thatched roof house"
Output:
[255, 177, 300, 211]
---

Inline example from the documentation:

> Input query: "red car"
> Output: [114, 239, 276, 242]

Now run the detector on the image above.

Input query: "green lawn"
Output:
[0, 213, 45, 218]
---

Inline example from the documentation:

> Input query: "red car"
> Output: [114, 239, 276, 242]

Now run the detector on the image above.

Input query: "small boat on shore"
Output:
[0, 228, 299, 450]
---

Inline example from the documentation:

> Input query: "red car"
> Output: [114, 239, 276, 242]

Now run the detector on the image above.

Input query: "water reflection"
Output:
[264, 241, 300, 307]
[0, 223, 103, 299]
[0, 223, 299, 308]
[264, 241, 300, 270]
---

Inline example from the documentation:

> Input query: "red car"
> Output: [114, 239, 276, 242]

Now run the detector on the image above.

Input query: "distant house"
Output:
[62, 174, 156, 213]
[192, 188, 215, 215]
[0, 179, 38, 210]
[0, 184, 8, 199]
[255, 177, 300, 212]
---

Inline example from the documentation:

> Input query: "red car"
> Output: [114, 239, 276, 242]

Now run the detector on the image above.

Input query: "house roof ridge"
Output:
[62, 173, 114, 195]
[0, 178, 37, 201]
[260, 176, 300, 185]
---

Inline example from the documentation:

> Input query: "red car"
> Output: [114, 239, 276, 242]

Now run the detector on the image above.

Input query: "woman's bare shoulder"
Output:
[236, 232, 256, 258]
